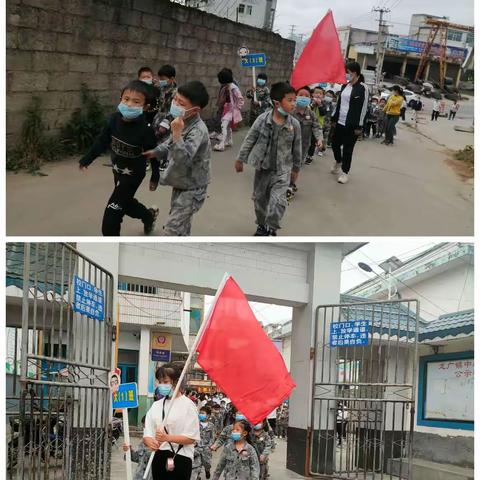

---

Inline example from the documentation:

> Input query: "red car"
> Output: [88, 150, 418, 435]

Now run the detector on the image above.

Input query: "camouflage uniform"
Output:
[211, 410, 224, 436]
[322, 102, 336, 147]
[212, 424, 233, 450]
[153, 113, 211, 236]
[213, 441, 260, 480]
[292, 106, 323, 162]
[237, 110, 302, 233]
[158, 82, 177, 114]
[251, 431, 273, 480]
[191, 421, 215, 480]
[277, 405, 289, 439]
[246, 86, 272, 126]
[125, 442, 152, 480]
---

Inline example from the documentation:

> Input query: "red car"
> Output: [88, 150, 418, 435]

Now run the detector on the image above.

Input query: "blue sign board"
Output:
[151, 349, 171, 362]
[387, 36, 467, 60]
[112, 382, 139, 409]
[330, 320, 369, 347]
[72, 275, 105, 321]
[241, 53, 267, 68]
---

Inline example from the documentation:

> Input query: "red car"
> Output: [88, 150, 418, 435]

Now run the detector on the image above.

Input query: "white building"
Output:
[185, 0, 277, 30]
[409, 14, 474, 48]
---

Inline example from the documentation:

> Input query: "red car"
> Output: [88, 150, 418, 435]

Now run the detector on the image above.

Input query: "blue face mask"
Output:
[158, 79, 169, 88]
[257, 79, 266, 86]
[170, 102, 196, 119]
[118, 103, 143, 120]
[235, 414, 246, 421]
[296, 96, 311, 108]
[324, 96, 333, 104]
[141, 79, 153, 85]
[199, 414, 207, 422]
[231, 432, 242, 441]
[156, 383, 172, 397]
[254, 423, 263, 430]
[277, 106, 288, 117]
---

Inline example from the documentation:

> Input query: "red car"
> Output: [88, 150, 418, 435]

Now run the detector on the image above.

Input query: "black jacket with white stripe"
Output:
[332, 81, 369, 129]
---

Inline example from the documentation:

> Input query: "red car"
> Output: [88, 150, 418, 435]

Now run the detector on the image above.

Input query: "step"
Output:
[388, 457, 474, 480]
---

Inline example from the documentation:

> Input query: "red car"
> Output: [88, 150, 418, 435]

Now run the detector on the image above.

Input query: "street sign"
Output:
[112, 382, 139, 409]
[72, 275, 104, 321]
[330, 320, 369, 347]
[241, 53, 267, 68]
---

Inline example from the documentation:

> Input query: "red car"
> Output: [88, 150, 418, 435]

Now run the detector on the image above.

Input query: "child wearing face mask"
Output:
[138, 66, 161, 126]
[79, 80, 160, 236]
[308, 86, 327, 161]
[211, 410, 244, 451]
[213, 421, 260, 480]
[143, 81, 211, 236]
[157, 64, 177, 114]
[123, 416, 153, 480]
[191, 407, 215, 480]
[251, 421, 273, 480]
[324, 90, 337, 148]
[288, 86, 323, 199]
[235, 82, 302, 237]
[246, 73, 272, 126]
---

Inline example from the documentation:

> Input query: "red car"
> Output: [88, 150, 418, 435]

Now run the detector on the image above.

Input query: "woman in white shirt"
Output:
[144, 363, 200, 479]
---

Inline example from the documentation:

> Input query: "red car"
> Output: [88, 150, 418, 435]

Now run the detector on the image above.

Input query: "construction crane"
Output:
[415, 19, 474, 89]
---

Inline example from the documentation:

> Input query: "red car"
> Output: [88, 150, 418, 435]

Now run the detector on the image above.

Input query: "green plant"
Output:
[62, 84, 106, 152]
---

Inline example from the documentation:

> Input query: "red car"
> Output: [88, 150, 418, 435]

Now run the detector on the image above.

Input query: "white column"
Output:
[138, 327, 150, 396]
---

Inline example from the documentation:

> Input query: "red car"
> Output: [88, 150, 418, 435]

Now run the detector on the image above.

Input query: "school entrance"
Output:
[6, 243, 115, 480]
[308, 299, 420, 479]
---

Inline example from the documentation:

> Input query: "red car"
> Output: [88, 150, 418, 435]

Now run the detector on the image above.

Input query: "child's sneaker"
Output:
[159, 159, 169, 171]
[337, 172, 349, 184]
[331, 162, 342, 175]
[205, 471, 211, 479]
[305, 156, 313, 165]
[268, 228, 277, 236]
[286, 188, 294, 204]
[317, 150, 324, 157]
[254, 225, 269, 236]
[213, 143, 225, 152]
[292, 183, 298, 193]
[209, 132, 221, 140]
[143, 206, 159, 235]
[225, 140, 233, 148]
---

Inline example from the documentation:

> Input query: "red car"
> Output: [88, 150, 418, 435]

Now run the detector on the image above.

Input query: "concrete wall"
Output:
[6, 0, 295, 146]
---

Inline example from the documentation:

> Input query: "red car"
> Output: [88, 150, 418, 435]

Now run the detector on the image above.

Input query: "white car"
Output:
[380, 89, 416, 106]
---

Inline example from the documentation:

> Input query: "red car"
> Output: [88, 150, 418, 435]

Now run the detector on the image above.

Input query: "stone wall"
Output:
[6, 0, 295, 146]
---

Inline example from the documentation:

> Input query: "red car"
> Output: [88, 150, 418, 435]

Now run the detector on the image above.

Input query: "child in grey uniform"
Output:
[251, 421, 273, 480]
[213, 420, 260, 480]
[191, 406, 215, 480]
[235, 82, 302, 237]
[144, 81, 211, 236]
[289, 86, 323, 200]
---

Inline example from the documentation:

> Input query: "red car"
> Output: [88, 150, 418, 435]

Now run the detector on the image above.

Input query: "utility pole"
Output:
[373, 6, 390, 86]
[289, 24, 297, 39]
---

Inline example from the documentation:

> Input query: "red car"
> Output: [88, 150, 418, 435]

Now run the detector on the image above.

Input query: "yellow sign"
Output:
[151, 332, 172, 362]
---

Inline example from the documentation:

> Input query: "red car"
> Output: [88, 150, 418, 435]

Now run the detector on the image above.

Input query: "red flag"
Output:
[196, 276, 295, 424]
[290, 10, 346, 89]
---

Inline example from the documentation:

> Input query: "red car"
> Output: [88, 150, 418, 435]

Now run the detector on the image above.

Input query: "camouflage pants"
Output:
[164, 186, 208, 236]
[253, 169, 289, 231]
[260, 462, 269, 480]
[190, 448, 212, 480]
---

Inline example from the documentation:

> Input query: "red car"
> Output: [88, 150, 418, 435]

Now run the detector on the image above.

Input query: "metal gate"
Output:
[6, 243, 114, 480]
[308, 300, 419, 479]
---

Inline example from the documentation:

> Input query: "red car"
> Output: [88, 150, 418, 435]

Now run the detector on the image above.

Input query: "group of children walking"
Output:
[80, 62, 352, 237]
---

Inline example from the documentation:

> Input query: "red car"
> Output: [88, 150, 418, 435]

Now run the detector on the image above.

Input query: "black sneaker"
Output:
[143, 206, 159, 235]
[292, 183, 298, 193]
[205, 471, 211, 479]
[286, 188, 294, 203]
[254, 225, 269, 236]
[268, 228, 277, 236]
[305, 156, 313, 165]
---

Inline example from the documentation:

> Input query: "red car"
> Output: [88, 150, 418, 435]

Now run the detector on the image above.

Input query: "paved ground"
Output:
[110, 435, 308, 479]
[6, 105, 473, 236]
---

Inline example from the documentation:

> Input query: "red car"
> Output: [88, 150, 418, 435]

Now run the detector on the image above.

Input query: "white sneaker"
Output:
[331, 162, 342, 174]
[213, 143, 225, 152]
[338, 172, 349, 184]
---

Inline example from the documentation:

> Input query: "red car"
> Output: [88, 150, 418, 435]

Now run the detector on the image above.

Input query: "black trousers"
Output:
[102, 171, 150, 236]
[267, 418, 277, 435]
[385, 115, 399, 144]
[449, 111, 457, 120]
[400, 107, 406, 121]
[331, 124, 358, 174]
[364, 122, 377, 137]
[152, 450, 193, 480]
[308, 132, 316, 157]
[431, 110, 440, 121]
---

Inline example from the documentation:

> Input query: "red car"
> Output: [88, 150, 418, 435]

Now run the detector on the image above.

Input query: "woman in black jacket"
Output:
[331, 62, 369, 184]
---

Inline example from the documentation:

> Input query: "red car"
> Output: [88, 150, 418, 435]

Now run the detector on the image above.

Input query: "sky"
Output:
[273, 0, 474, 39]
[204, 240, 444, 326]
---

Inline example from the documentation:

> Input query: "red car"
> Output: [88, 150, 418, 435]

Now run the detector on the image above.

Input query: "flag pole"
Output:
[143, 273, 230, 479]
